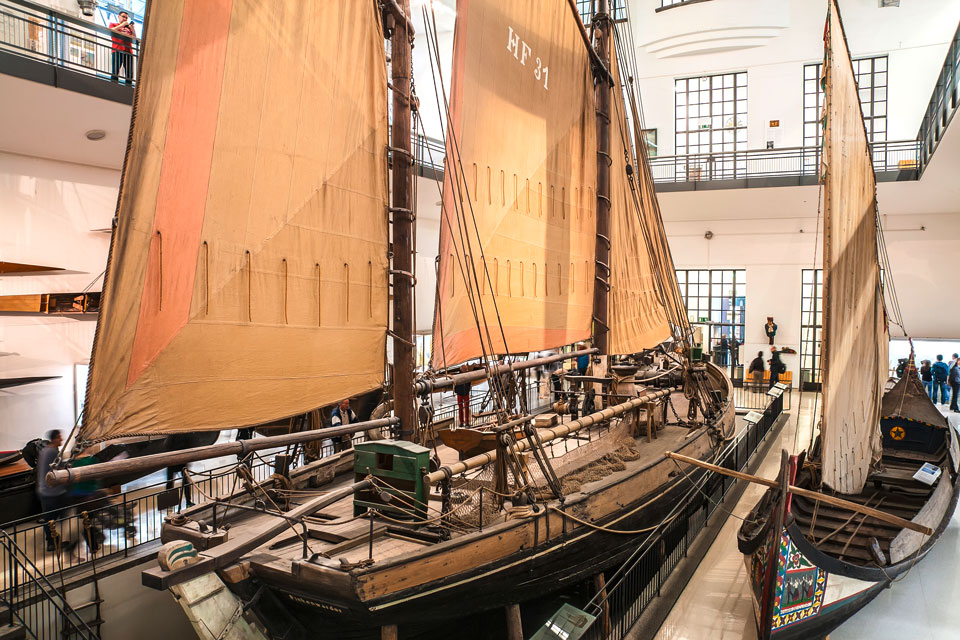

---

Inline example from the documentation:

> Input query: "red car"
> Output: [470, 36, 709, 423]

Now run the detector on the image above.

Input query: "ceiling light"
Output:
[85, 130, 106, 141]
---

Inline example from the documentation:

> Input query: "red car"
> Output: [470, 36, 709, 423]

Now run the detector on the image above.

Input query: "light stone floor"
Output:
[654, 393, 960, 640]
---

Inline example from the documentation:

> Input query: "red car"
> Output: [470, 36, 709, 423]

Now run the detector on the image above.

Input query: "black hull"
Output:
[233, 464, 713, 639]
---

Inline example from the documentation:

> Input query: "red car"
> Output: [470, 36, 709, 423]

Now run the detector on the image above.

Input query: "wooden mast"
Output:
[390, 0, 416, 440]
[592, 0, 612, 356]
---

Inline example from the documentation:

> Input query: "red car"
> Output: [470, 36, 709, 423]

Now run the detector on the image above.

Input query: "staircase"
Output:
[0, 530, 99, 640]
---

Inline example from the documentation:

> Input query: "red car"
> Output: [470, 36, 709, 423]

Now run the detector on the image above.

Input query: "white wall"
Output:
[0, 151, 116, 450]
[630, 0, 960, 154]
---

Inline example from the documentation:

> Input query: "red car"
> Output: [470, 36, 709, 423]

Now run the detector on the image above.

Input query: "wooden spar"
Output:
[390, 0, 416, 441]
[592, 0, 611, 355]
[413, 348, 598, 394]
[142, 479, 372, 590]
[424, 389, 670, 485]
[47, 417, 399, 487]
[665, 452, 934, 536]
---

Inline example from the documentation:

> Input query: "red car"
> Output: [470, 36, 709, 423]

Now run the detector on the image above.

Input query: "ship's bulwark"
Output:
[432, 0, 597, 367]
[82, 0, 390, 442]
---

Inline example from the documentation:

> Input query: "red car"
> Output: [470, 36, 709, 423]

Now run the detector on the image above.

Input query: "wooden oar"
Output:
[665, 451, 934, 536]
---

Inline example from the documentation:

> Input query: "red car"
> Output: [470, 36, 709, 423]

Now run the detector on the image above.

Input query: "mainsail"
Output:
[606, 34, 672, 355]
[819, 0, 888, 494]
[81, 0, 389, 443]
[431, 0, 597, 367]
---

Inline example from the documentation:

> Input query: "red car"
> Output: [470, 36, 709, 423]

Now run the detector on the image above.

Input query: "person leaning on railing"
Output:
[108, 11, 137, 84]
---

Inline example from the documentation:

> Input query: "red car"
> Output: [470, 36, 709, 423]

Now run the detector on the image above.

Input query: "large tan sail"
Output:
[819, 0, 888, 494]
[607, 39, 672, 355]
[431, 0, 596, 368]
[81, 0, 389, 443]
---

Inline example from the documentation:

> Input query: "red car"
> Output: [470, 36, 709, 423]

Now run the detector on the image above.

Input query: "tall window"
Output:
[676, 269, 746, 349]
[803, 56, 888, 151]
[674, 72, 747, 157]
[800, 269, 823, 389]
[576, 1, 627, 26]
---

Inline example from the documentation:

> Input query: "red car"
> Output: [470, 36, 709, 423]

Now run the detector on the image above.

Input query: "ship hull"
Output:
[740, 435, 960, 640]
[225, 390, 737, 638]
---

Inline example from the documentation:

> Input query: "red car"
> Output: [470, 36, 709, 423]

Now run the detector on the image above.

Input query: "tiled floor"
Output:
[654, 394, 960, 640]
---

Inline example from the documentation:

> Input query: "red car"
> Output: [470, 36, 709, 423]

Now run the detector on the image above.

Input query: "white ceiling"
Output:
[0, 74, 131, 170]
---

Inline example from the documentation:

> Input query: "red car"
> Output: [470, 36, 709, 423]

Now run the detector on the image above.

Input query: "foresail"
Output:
[81, 0, 389, 443]
[820, 0, 888, 494]
[607, 39, 672, 355]
[431, 0, 596, 368]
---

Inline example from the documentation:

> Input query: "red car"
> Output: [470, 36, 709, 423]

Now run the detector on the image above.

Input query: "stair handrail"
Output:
[0, 529, 100, 639]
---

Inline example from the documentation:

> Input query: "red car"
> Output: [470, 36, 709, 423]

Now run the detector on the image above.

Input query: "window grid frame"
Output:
[674, 72, 747, 158]
[803, 55, 888, 155]
[800, 268, 823, 387]
[675, 269, 747, 352]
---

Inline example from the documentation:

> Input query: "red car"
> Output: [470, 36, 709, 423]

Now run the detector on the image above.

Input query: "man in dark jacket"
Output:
[931, 355, 950, 405]
[920, 360, 933, 398]
[748, 351, 765, 386]
[769, 347, 786, 389]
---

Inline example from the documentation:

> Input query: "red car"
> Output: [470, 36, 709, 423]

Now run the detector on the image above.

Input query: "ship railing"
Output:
[648, 139, 919, 184]
[918, 17, 960, 175]
[580, 390, 785, 640]
[0, 0, 138, 87]
[0, 528, 100, 640]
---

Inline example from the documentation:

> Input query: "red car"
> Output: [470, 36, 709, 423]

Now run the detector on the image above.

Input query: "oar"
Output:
[665, 451, 934, 536]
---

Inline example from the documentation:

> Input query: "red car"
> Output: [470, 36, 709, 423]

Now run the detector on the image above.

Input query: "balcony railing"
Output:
[0, 0, 138, 87]
[918, 17, 960, 174]
[649, 139, 919, 184]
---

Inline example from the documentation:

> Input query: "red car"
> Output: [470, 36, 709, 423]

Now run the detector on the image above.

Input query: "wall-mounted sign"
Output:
[769, 120, 780, 127]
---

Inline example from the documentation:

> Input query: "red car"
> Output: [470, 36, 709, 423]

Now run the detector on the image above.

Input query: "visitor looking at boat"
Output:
[330, 398, 358, 452]
[748, 351, 765, 386]
[920, 359, 934, 397]
[931, 355, 951, 404]
[949, 357, 960, 413]
[36, 429, 71, 551]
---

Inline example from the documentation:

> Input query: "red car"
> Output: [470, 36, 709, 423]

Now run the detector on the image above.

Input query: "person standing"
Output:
[920, 360, 934, 398]
[716, 336, 729, 367]
[331, 398, 358, 451]
[748, 351, 765, 387]
[729, 335, 740, 374]
[36, 430, 71, 551]
[109, 11, 136, 84]
[576, 351, 590, 376]
[769, 347, 786, 389]
[932, 355, 950, 405]
[454, 379, 471, 427]
[949, 359, 960, 413]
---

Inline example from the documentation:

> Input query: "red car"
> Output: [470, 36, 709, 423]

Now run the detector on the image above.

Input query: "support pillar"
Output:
[381, 624, 398, 640]
[593, 572, 612, 637]
[505, 603, 523, 640]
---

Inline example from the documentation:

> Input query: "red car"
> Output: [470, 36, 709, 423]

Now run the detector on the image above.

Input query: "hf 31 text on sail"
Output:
[507, 27, 549, 90]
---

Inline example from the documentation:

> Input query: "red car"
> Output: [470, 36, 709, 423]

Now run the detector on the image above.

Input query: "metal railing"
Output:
[918, 17, 960, 174]
[649, 139, 919, 184]
[583, 391, 785, 640]
[0, 529, 99, 640]
[432, 379, 544, 428]
[0, 427, 398, 581]
[0, 0, 138, 86]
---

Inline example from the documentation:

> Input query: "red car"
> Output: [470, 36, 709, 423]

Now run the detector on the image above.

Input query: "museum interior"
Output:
[1, 0, 959, 639]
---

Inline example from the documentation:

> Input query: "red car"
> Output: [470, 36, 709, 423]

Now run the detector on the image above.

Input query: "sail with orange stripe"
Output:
[80, 0, 389, 443]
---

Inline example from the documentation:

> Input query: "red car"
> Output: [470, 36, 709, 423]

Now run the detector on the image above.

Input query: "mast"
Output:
[390, 0, 416, 440]
[593, 0, 612, 355]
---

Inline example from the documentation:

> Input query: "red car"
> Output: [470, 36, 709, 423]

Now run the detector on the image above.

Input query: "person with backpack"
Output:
[920, 360, 934, 398]
[949, 359, 960, 413]
[931, 355, 950, 405]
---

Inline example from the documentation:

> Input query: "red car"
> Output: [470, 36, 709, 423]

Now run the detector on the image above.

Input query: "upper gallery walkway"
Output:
[1, 0, 958, 190]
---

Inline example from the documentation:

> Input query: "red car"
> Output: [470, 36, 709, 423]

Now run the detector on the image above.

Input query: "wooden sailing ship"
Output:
[45, 0, 738, 637]
[736, 2, 960, 638]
